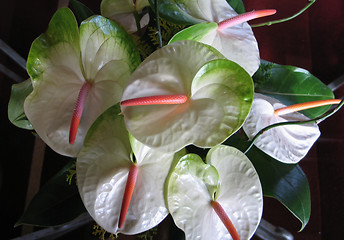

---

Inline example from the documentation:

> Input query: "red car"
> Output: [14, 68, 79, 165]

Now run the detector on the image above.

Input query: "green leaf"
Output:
[8, 79, 33, 130]
[248, 147, 310, 231]
[148, 0, 204, 25]
[226, 0, 245, 14]
[70, 0, 94, 23]
[253, 60, 334, 118]
[16, 160, 86, 227]
[225, 135, 311, 230]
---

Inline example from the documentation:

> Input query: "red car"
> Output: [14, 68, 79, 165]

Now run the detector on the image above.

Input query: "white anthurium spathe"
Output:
[121, 40, 254, 153]
[101, 0, 150, 32]
[24, 8, 141, 157]
[77, 104, 178, 235]
[168, 0, 266, 76]
[166, 145, 263, 240]
[243, 93, 321, 163]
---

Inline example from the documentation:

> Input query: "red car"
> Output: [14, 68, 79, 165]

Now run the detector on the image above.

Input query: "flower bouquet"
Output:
[8, 0, 343, 239]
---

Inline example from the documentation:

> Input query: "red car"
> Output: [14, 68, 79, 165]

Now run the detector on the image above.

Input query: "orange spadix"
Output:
[274, 99, 342, 116]
[218, 9, 277, 30]
[211, 200, 240, 240]
[121, 94, 188, 106]
[69, 82, 91, 144]
[118, 164, 138, 229]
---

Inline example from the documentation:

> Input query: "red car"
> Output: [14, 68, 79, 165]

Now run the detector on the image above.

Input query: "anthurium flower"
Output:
[101, 0, 149, 32]
[168, 0, 276, 75]
[24, 8, 141, 157]
[121, 40, 254, 153]
[243, 93, 321, 163]
[77, 104, 177, 234]
[157, 0, 274, 75]
[166, 145, 263, 240]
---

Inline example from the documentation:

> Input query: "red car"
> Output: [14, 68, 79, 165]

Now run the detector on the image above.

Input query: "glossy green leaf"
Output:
[8, 79, 33, 130]
[225, 135, 311, 230]
[248, 147, 310, 231]
[148, 0, 203, 25]
[226, 0, 245, 14]
[253, 60, 335, 118]
[70, 0, 94, 23]
[16, 160, 86, 227]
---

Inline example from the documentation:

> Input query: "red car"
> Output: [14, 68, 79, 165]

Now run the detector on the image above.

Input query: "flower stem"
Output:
[118, 164, 138, 229]
[251, 0, 316, 27]
[69, 82, 91, 144]
[154, 0, 163, 48]
[244, 98, 344, 154]
[121, 94, 188, 106]
[133, 10, 142, 36]
[218, 9, 276, 30]
[211, 201, 240, 240]
[274, 99, 341, 116]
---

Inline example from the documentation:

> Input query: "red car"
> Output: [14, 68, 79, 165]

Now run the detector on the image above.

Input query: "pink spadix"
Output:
[218, 9, 276, 31]
[211, 201, 240, 240]
[118, 164, 138, 229]
[121, 94, 188, 106]
[69, 82, 91, 144]
[274, 99, 342, 116]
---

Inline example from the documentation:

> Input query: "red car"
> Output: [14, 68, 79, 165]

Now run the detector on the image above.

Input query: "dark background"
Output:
[0, 0, 343, 239]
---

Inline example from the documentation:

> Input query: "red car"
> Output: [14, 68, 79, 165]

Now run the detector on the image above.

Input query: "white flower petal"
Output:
[24, 44, 84, 157]
[122, 41, 253, 152]
[77, 106, 173, 234]
[200, 26, 260, 75]
[207, 145, 263, 239]
[167, 146, 263, 240]
[80, 15, 140, 80]
[243, 93, 321, 163]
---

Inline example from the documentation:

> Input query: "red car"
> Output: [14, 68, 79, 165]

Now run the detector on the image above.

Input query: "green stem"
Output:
[244, 98, 344, 154]
[154, 0, 163, 48]
[251, 0, 316, 27]
[133, 10, 142, 36]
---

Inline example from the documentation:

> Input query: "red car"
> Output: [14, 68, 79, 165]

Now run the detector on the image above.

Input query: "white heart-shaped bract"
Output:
[24, 8, 141, 157]
[169, 0, 259, 76]
[121, 40, 254, 153]
[77, 104, 175, 235]
[166, 145, 263, 240]
[101, 0, 149, 32]
[156, 0, 233, 24]
[243, 93, 321, 163]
